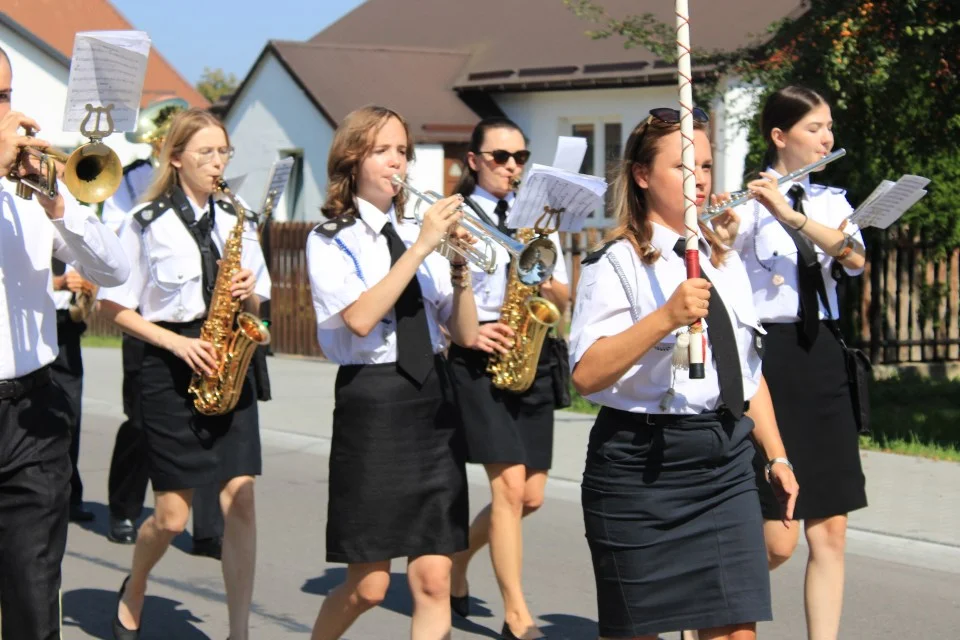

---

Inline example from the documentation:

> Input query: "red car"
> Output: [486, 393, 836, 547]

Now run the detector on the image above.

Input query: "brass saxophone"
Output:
[487, 227, 561, 393]
[188, 179, 271, 416]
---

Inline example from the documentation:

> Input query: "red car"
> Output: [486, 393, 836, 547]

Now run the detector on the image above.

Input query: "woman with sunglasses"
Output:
[717, 86, 867, 640]
[570, 108, 798, 639]
[447, 117, 570, 640]
[98, 108, 269, 640]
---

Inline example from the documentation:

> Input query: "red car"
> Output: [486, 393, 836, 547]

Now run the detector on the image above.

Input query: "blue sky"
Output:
[110, 0, 365, 84]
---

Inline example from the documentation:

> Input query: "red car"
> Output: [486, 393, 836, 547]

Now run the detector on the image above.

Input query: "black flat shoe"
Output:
[108, 517, 137, 544]
[69, 503, 95, 522]
[113, 576, 140, 640]
[450, 590, 470, 618]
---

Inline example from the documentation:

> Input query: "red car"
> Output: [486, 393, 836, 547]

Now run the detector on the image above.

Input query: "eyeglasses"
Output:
[478, 149, 531, 165]
[189, 146, 235, 163]
[647, 107, 709, 124]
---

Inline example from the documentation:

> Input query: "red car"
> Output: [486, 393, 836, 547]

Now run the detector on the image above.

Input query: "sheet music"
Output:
[849, 174, 930, 230]
[507, 163, 607, 232]
[63, 31, 151, 133]
[552, 136, 588, 174]
[260, 157, 295, 210]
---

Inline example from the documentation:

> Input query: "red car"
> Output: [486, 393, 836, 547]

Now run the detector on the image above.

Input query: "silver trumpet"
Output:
[391, 175, 557, 286]
[700, 148, 846, 222]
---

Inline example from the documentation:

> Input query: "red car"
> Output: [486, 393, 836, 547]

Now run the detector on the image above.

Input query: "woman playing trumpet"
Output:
[306, 105, 479, 640]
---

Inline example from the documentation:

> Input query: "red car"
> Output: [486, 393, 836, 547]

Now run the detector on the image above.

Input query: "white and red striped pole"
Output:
[675, 0, 705, 378]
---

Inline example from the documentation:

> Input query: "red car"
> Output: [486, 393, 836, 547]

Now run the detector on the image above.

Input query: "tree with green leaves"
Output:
[196, 67, 239, 103]
[566, 0, 959, 250]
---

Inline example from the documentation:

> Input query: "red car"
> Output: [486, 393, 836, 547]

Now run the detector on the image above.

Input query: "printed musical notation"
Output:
[508, 164, 607, 233]
[849, 174, 930, 230]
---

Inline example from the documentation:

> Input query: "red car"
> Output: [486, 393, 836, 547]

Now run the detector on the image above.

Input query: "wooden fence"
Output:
[86, 224, 960, 365]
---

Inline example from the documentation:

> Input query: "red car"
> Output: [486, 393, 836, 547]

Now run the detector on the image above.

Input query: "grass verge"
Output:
[80, 334, 123, 349]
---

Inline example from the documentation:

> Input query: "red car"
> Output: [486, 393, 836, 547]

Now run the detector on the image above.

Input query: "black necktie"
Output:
[494, 199, 511, 236]
[781, 184, 821, 345]
[673, 240, 744, 418]
[170, 187, 221, 310]
[381, 222, 434, 386]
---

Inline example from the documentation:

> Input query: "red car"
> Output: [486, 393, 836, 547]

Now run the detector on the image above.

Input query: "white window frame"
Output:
[561, 117, 623, 229]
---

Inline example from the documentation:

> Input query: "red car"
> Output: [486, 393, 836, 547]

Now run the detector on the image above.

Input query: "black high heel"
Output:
[113, 576, 140, 640]
[500, 621, 546, 640]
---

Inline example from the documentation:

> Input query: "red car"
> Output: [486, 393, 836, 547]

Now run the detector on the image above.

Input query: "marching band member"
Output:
[98, 108, 270, 640]
[447, 117, 570, 640]
[101, 98, 225, 558]
[718, 86, 867, 640]
[306, 105, 478, 640]
[569, 109, 798, 639]
[50, 258, 97, 523]
[0, 47, 130, 640]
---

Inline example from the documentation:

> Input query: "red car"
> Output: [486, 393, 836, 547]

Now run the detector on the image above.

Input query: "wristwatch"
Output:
[764, 457, 793, 484]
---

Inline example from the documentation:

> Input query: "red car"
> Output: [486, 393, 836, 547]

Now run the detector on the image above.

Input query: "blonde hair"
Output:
[321, 105, 414, 219]
[140, 109, 230, 204]
[605, 116, 727, 268]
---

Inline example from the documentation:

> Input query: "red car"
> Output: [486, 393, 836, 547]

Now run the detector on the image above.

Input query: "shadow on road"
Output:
[63, 587, 210, 639]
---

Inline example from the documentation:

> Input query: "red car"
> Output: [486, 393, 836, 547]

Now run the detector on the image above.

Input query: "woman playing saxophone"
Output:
[97, 108, 270, 640]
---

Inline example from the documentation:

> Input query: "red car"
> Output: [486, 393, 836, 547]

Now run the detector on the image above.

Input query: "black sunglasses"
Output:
[478, 149, 531, 165]
[648, 107, 709, 124]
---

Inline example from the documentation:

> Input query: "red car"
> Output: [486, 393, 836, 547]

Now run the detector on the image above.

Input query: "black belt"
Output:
[0, 366, 51, 401]
[602, 401, 751, 427]
[155, 319, 206, 334]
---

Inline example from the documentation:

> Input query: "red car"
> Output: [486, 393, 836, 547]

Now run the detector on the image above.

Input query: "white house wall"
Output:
[1, 22, 159, 168]
[224, 53, 334, 221]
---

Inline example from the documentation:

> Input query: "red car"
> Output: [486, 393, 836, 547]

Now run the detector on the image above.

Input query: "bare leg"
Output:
[407, 554, 453, 640]
[763, 519, 801, 570]
[220, 475, 257, 640]
[310, 562, 390, 640]
[803, 515, 848, 640]
[698, 623, 757, 639]
[117, 489, 193, 630]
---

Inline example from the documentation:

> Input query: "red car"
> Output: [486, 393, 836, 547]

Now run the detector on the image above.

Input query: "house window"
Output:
[279, 150, 304, 221]
[569, 120, 622, 225]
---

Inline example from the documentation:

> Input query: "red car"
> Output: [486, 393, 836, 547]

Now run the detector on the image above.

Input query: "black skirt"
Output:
[326, 356, 469, 564]
[582, 407, 772, 637]
[140, 320, 262, 492]
[753, 321, 867, 520]
[447, 338, 555, 470]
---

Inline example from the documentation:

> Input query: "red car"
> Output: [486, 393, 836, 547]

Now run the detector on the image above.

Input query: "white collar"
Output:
[472, 185, 515, 207]
[765, 165, 812, 200]
[355, 196, 394, 234]
[649, 221, 712, 259]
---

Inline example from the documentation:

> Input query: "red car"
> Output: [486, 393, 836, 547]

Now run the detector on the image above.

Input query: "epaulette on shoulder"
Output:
[132, 196, 171, 229]
[123, 158, 151, 176]
[313, 214, 357, 239]
[810, 183, 846, 197]
[581, 240, 616, 266]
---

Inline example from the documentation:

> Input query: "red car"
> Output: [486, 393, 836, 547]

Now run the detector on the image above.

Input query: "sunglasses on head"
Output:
[478, 149, 531, 165]
[648, 107, 709, 124]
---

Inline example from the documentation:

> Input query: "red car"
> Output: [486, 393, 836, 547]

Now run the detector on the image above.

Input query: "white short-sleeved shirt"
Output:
[98, 190, 272, 322]
[100, 160, 154, 234]
[569, 223, 765, 414]
[465, 187, 569, 322]
[307, 197, 456, 365]
[0, 178, 130, 378]
[732, 169, 865, 322]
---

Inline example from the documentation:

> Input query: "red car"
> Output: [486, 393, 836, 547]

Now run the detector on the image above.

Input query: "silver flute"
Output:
[700, 148, 846, 222]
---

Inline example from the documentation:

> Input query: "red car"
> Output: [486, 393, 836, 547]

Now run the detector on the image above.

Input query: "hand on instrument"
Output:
[447, 224, 476, 266]
[473, 322, 515, 355]
[747, 173, 802, 228]
[661, 279, 711, 329]
[708, 193, 740, 246]
[229, 267, 257, 301]
[414, 195, 464, 256]
[0, 112, 48, 176]
[169, 335, 218, 376]
[770, 463, 799, 524]
[60, 271, 95, 296]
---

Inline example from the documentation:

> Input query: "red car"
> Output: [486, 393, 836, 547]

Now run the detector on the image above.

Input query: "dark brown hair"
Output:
[453, 116, 526, 197]
[761, 86, 828, 167]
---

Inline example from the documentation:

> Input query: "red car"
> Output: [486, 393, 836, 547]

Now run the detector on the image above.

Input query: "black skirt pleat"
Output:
[139, 320, 262, 492]
[753, 321, 867, 520]
[582, 408, 771, 637]
[447, 340, 554, 469]
[326, 357, 469, 563]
